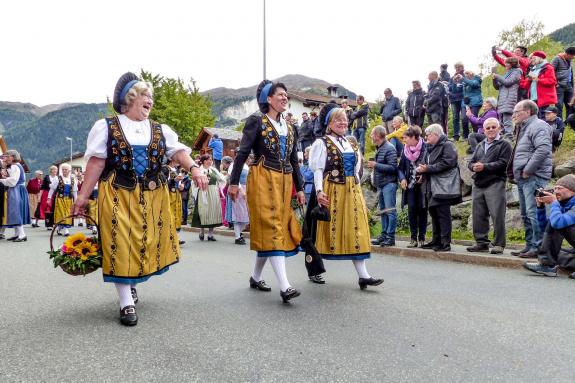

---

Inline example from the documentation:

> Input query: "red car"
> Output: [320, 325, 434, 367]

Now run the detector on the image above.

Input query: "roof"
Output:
[288, 91, 358, 107]
[53, 152, 85, 166]
[193, 127, 242, 150]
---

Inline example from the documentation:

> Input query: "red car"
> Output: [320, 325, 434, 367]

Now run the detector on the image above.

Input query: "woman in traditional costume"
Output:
[37, 165, 58, 230]
[191, 154, 226, 241]
[0, 150, 30, 242]
[48, 163, 77, 237]
[73, 72, 207, 326]
[307, 104, 383, 290]
[228, 80, 306, 303]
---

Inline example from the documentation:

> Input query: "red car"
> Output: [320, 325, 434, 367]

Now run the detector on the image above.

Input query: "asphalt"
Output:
[1, 226, 575, 383]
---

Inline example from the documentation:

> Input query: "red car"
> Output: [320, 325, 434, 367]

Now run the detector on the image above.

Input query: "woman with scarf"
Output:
[0, 150, 30, 242]
[228, 80, 306, 303]
[48, 163, 77, 237]
[191, 154, 226, 241]
[306, 103, 383, 290]
[398, 126, 428, 248]
[73, 72, 207, 326]
[521, 51, 557, 118]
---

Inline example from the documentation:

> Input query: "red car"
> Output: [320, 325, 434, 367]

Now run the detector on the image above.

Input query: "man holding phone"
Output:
[523, 174, 575, 279]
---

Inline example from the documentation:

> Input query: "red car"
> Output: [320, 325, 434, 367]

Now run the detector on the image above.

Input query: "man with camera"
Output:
[509, 100, 553, 258]
[522, 174, 575, 279]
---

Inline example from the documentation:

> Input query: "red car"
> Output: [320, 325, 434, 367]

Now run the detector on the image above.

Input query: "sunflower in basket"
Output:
[49, 232, 102, 276]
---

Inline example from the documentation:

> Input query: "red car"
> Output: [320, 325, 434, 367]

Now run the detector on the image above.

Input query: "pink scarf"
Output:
[403, 138, 423, 162]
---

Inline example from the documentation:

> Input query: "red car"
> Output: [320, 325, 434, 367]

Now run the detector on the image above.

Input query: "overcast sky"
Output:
[1, 0, 573, 106]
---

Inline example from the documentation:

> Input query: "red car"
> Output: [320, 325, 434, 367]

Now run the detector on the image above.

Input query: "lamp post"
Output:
[263, 0, 266, 80]
[65, 137, 73, 164]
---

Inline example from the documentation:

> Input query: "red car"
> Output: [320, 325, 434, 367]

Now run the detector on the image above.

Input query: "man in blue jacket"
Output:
[523, 174, 575, 279]
[208, 134, 224, 170]
[379, 88, 401, 134]
[368, 126, 398, 247]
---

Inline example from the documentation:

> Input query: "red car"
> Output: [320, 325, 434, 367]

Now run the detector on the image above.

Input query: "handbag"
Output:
[310, 205, 330, 221]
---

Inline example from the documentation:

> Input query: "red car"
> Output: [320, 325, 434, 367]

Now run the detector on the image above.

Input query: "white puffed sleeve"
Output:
[0, 165, 20, 187]
[309, 138, 327, 192]
[355, 151, 363, 178]
[84, 119, 109, 160]
[71, 175, 78, 199]
[162, 124, 191, 158]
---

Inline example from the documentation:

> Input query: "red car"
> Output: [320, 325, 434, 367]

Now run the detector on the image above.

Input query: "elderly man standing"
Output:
[425, 72, 446, 131]
[509, 100, 553, 258]
[551, 47, 575, 119]
[368, 126, 398, 247]
[379, 88, 402, 134]
[26, 170, 43, 227]
[466, 118, 512, 254]
[0, 150, 30, 242]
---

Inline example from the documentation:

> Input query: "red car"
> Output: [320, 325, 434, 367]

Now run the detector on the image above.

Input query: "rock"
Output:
[458, 155, 474, 187]
[555, 159, 575, 178]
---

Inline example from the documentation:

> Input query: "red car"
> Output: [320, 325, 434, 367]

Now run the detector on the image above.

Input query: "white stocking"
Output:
[352, 260, 370, 279]
[269, 256, 291, 292]
[115, 283, 134, 309]
[252, 256, 268, 282]
[234, 224, 245, 239]
[16, 225, 25, 238]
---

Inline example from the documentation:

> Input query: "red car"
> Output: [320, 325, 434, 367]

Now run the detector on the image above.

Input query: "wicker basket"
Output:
[50, 214, 100, 276]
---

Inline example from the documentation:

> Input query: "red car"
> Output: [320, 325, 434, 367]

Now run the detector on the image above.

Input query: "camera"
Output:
[534, 188, 554, 197]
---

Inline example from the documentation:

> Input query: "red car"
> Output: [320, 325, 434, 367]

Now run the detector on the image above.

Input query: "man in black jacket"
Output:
[406, 81, 426, 127]
[298, 112, 315, 151]
[350, 95, 370, 154]
[424, 71, 446, 130]
[466, 118, 512, 254]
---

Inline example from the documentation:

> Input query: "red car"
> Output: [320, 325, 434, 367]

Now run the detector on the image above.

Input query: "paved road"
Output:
[1, 226, 574, 382]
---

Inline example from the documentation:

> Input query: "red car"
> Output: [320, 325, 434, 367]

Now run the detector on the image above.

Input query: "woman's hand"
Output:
[72, 195, 89, 216]
[400, 179, 407, 190]
[191, 167, 208, 190]
[228, 185, 239, 202]
[317, 191, 329, 207]
[415, 164, 428, 173]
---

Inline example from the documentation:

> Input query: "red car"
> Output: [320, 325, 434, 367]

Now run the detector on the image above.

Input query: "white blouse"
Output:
[267, 114, 288, 136]
[0, 164, 21, 188]
[48, 175, 78, 199]
[84, 114, 191, 161]
[309, 135, 363, 192]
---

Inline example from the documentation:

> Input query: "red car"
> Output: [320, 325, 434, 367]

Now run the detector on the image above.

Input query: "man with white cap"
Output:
[523, 174, 575, 279]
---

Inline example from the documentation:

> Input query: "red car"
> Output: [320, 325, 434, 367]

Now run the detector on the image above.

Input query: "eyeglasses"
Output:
[484, 126, 498, 130]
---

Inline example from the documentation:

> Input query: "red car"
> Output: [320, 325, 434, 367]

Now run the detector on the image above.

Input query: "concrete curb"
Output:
[181, 227, 524, 269]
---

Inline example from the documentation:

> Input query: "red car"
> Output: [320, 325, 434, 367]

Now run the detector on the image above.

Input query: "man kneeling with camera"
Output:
[523, 174, 575, 279]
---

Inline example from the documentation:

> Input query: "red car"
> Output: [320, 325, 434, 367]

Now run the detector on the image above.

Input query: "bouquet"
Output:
[48, 232, 102, 276]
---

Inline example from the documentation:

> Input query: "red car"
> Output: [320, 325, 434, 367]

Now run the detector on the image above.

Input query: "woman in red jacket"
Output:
[521, 51, 557, 118]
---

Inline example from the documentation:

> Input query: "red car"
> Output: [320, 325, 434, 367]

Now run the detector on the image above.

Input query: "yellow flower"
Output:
[75, 241, 99, 261]
[64, 233, 87, 250]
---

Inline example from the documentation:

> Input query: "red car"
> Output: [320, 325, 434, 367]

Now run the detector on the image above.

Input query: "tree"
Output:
[140, 70, 216, 146]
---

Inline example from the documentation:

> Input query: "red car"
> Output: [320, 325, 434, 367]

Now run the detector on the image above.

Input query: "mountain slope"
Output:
[550, 23, 575, 46]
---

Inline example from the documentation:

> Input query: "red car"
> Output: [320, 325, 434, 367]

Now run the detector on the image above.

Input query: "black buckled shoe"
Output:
[249, 277, 271, 291]
[280, 287, 301, 303]
[207, 236, 217, 241]
[131, 288, 139, 304]
[199, 233, 205, 241]
[120, 305, 138, 326]
[179, 240, 186, 245]
[358, 277, 384, 290]
[7, 236, 18, 241]
[309, 275, 325, 284]
[235, 237, 246, 245]
[13, 236, 27, 242]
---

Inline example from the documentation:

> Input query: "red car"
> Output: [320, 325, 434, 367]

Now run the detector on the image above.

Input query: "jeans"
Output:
[556, 86, 574, 119]
[517, 175, 548, 251]
[353, 127, 366, 154]
[406, 186, 427, 241]
[378, 183, 397, 243]
[389, 137, 403, 156]
[451, 101, 466, 138]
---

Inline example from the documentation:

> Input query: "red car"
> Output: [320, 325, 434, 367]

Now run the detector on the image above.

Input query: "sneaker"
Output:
[510, 246, 529, 256]
[522, 262, 557, 277]
[308, 275, 325, 284]
[407, 240, 418, 248]
[466, 244, 489, 253]
[490, 246, 504, 254]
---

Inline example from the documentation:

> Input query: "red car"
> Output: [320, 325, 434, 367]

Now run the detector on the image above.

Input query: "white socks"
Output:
[352, 260, 371, 279]
[115, 283, 134, 309]
[16, 225, 25, 238]
[252, 257, 268, 282]
[234, 224, 245, 239]
[269, 256, 291, 292]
